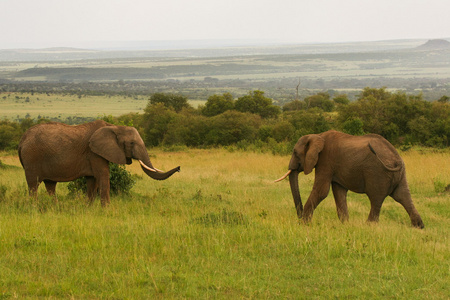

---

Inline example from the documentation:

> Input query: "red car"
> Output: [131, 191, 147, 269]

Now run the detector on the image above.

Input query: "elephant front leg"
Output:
[303, 180, 331, 223]
[332, 182, 349, 223]
[86, 177, 98, 205]
[97, 176, 111, 206]
[90, 156, 111, 207]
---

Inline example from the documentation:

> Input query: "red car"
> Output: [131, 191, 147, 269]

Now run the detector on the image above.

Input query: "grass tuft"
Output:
[194, 209, 249, 226]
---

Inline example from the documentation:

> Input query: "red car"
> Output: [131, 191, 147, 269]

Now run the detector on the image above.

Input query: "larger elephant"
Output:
[275, 130, 424, 228]
[18, 120, 180, 205]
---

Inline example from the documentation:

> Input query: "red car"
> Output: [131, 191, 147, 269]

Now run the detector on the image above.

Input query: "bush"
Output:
[201, 93, 234, 117]
[337, 87, 449, 147]
[286, 109, 331, 137]
[205, 110, 262, 146]
[67, 163, 136, 196]
[235, 90, 280, 118]
[142, 103, 177, 146]
[272, 121, 295, 142]
[0, 122, 22, 150]
[150, 92, 190, 112]
[163, 112, 209, 147]
[342, 118, 365, 136]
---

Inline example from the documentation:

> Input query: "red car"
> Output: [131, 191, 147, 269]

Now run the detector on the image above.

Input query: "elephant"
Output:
[275, 130, 424, 228]
[18, 120, 180, 205]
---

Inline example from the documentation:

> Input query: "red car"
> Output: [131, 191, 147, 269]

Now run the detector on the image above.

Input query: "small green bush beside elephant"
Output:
[67, 163, 136, 196]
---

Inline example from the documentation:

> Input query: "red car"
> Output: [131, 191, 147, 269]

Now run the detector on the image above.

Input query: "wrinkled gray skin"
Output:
[18, 120, 180, 206]
[280, 130, 424, 228]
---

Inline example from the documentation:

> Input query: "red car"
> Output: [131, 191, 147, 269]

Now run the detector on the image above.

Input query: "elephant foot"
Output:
[411, 217, 425, 229]
[301, 214, 313, 225]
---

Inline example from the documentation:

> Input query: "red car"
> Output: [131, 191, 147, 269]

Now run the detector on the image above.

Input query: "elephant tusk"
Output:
[139, 160, 158, 173]
[274, 170, 292, 183]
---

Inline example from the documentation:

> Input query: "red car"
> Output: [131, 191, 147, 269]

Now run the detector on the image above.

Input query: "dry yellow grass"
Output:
[0, 148, 449, 298]
[401, 149, 450, 194]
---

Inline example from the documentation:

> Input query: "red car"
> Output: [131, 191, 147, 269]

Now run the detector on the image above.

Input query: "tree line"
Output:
[0, 87, 448, 153]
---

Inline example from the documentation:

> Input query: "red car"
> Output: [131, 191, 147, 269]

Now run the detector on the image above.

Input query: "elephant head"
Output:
[89, 126, 180, 180]
[275, 134, 325, 218]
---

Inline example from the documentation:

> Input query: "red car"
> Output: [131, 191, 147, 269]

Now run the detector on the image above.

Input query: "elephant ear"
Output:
[303, 134, 325, 175]
[89, 126, 127, 164]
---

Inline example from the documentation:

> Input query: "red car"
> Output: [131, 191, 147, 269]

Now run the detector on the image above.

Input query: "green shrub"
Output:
[67, 163, 136, 196]
[342, 118, 365, 136]
[433, 177, 447, 193]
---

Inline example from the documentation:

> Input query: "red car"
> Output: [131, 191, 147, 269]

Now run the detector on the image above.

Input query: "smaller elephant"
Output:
[275, 130, 424, 228]
[18, 120, 180, 205]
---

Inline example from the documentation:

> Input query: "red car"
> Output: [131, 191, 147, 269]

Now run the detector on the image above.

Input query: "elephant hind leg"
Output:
[366, 190, 387, 224]
[367, 199, 383, 223]
[332, 182, 349, 223]
[390, 180, 424, 229]
[44, 180, 58, 203]
[25, 173, 40, 198]
[43, 180, 57, 196]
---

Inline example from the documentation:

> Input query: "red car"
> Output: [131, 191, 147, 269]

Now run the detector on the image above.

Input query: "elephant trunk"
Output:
[139, 158, 180, 181]
[289, 170, 303, 218]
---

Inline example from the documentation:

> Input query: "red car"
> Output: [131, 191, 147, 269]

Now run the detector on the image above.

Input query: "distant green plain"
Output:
[0, 93, 207, 120]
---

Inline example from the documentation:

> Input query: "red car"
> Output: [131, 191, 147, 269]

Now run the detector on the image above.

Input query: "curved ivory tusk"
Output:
[139, 160, 158, 173]
[274, 170, 291, 183]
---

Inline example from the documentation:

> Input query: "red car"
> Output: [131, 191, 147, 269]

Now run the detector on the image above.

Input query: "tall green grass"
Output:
[0, 149, 449, 298]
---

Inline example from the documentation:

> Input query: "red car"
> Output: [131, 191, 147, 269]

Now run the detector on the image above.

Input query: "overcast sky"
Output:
[1, 0, 449, 49]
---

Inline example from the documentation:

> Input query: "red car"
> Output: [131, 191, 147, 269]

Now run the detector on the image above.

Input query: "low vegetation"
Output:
[1, 87, 449, 152]
[0, 148, 448, 298]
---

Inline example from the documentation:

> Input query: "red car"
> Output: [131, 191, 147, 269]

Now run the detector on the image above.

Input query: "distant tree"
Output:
[438, 95, 449, 103]
[142, 103, 177, 146]
[333, 94, 350, 106]
[205, 111, 262, 145]
[271, 121, 295, 142]
[342, 118, 365, 136]
[235, 90, 280, 118]
[304, 92, 334, 112]
[359, 87, 391, 101]
[201, 93, 234, 117]
[283, 100, 305, 111]
[286, 108, 331, 137]
[163, 110, 208, 147]
[337, 87, 449, 146]
[150, 93, 190, 113]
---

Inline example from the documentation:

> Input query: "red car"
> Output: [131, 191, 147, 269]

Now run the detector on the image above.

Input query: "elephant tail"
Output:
[368, 143, 403, 172]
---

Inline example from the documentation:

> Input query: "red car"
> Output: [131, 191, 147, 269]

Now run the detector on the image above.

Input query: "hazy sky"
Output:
[1, 0, 449, 49]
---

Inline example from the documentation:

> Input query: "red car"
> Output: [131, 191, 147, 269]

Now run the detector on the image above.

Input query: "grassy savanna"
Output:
[0, 93, 147, 120]
[0, 93, 207, 121]
[0, 148, 448, 298]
